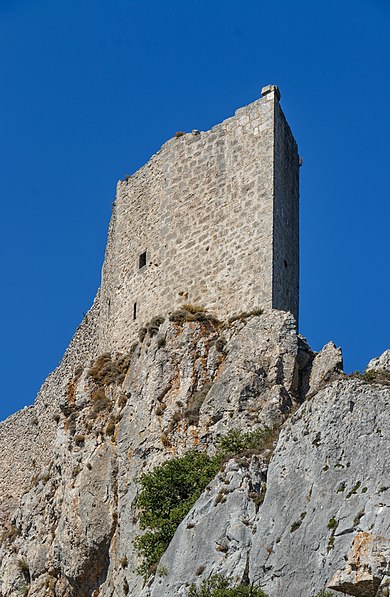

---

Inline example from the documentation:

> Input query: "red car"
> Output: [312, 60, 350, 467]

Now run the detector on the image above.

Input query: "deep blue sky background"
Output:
[1, 0, 389, 421]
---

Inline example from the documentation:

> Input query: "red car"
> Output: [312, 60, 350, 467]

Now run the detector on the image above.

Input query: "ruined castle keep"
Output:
[2, 87, 389, 597]
[99, 84, 299, 352]
[0, 84, 299, 519]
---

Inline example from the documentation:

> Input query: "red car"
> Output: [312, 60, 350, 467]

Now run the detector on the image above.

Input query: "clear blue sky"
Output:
[1, 0, 389, 421]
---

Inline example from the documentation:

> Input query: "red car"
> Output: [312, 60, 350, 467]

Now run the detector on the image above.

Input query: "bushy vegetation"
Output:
[218, 427, 276, 462]
[88, 352, 131, 386]
[145, 315, 165, 337]
[135, 451, 220, 577]
[135, 427, 277, 577]
[349, 368, 390, 386]
[90, 387, 110, 415]
[184, 383, 212, 425]
[188, 575, 269, 596]
[169, 306, 220, 325]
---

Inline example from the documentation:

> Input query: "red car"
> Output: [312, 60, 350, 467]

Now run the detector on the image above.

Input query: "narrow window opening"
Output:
[139, 251, 147, 269]
[284, 260, 288, 269]
[133, 302, 137, 320]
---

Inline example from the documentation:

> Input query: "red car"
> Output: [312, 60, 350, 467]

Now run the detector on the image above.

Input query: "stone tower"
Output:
[99, 85, 299, 353]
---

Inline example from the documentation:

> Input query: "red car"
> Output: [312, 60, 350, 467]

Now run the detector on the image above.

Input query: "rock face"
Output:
[249, 377, 390, 596]
[0, 308, 389, 597]
[142, 456, 267, 597]
[0, 310, 303, 596]
[328, 533, 390, 596]
[367, 350, 390, 372]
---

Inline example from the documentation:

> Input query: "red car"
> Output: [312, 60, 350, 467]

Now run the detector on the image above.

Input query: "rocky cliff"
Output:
[0, 308, 389, 597]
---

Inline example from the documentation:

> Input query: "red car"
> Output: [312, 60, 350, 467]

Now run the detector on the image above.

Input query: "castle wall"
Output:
[99, 90, 295, 353]
[0, 86, 299, 523]
[0, 295, 101, 519]
[272, 98, 300, 321]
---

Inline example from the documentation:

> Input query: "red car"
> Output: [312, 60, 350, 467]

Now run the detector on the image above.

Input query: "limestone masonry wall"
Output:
[98, 86, 299, 353]
[0, 294, 101, 517]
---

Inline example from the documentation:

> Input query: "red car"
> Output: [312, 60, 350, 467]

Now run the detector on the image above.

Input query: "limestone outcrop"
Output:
[0, 309, 388, 597]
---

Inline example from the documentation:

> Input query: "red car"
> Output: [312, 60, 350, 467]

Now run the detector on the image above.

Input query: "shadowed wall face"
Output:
[272, 98, 299, 322]
[99, 88, 299, 353]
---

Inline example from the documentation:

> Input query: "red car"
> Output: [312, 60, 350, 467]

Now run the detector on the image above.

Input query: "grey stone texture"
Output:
[0, 309, 389, 596]
[144, 369, 390, 597]
[307, 340, 343, 397]
[98, 87, 299, 353]
[142, 456, 268, 597]
[249, 377, 390, 597]
[367, 349, 390, 372]
[0, 311, 306, 597]
[0, 293, 101, 519]
[1, 87, 388, 597]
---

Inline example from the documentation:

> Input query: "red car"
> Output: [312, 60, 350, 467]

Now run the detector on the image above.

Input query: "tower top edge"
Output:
[261, 84, 281, 101]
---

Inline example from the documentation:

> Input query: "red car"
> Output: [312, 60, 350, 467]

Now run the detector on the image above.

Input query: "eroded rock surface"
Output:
[249, 377, 390, 597]
[0, 310, 305, 596]
[1, 308, 389, 597]
[143, 456, 267, 597]
[367, 349, 390, 372]
[328, 532, 390, 596]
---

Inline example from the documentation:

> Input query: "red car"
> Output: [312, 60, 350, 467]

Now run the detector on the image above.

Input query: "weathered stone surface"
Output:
[2, 88, 389, 597]
[0, 292, 100, 521]
[98, 90, 299, 353]
[249, 378, 390, 597]
[0, 310, 303, 597]
[307, 340, 343, 397]
[143, 456, 267, 597]
[328, 532, 390, 596]
[0, 307, 389, 597]
[367, 349, 390, 372]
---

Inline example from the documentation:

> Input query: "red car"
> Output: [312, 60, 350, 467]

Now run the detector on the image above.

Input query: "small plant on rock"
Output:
[349, 368, 390, 386]
[218, 427, 276, 460]
[188, 575, 269, 596]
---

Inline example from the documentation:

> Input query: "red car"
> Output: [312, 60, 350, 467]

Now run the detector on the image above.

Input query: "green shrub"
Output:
[346, 481, 361, 498]
[315, 591, 334, 597]
[135, 451, 220, 577]
[135, 427, 277, 577]
[188, 575, 269, 596]
[218, 427, 275, 458]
